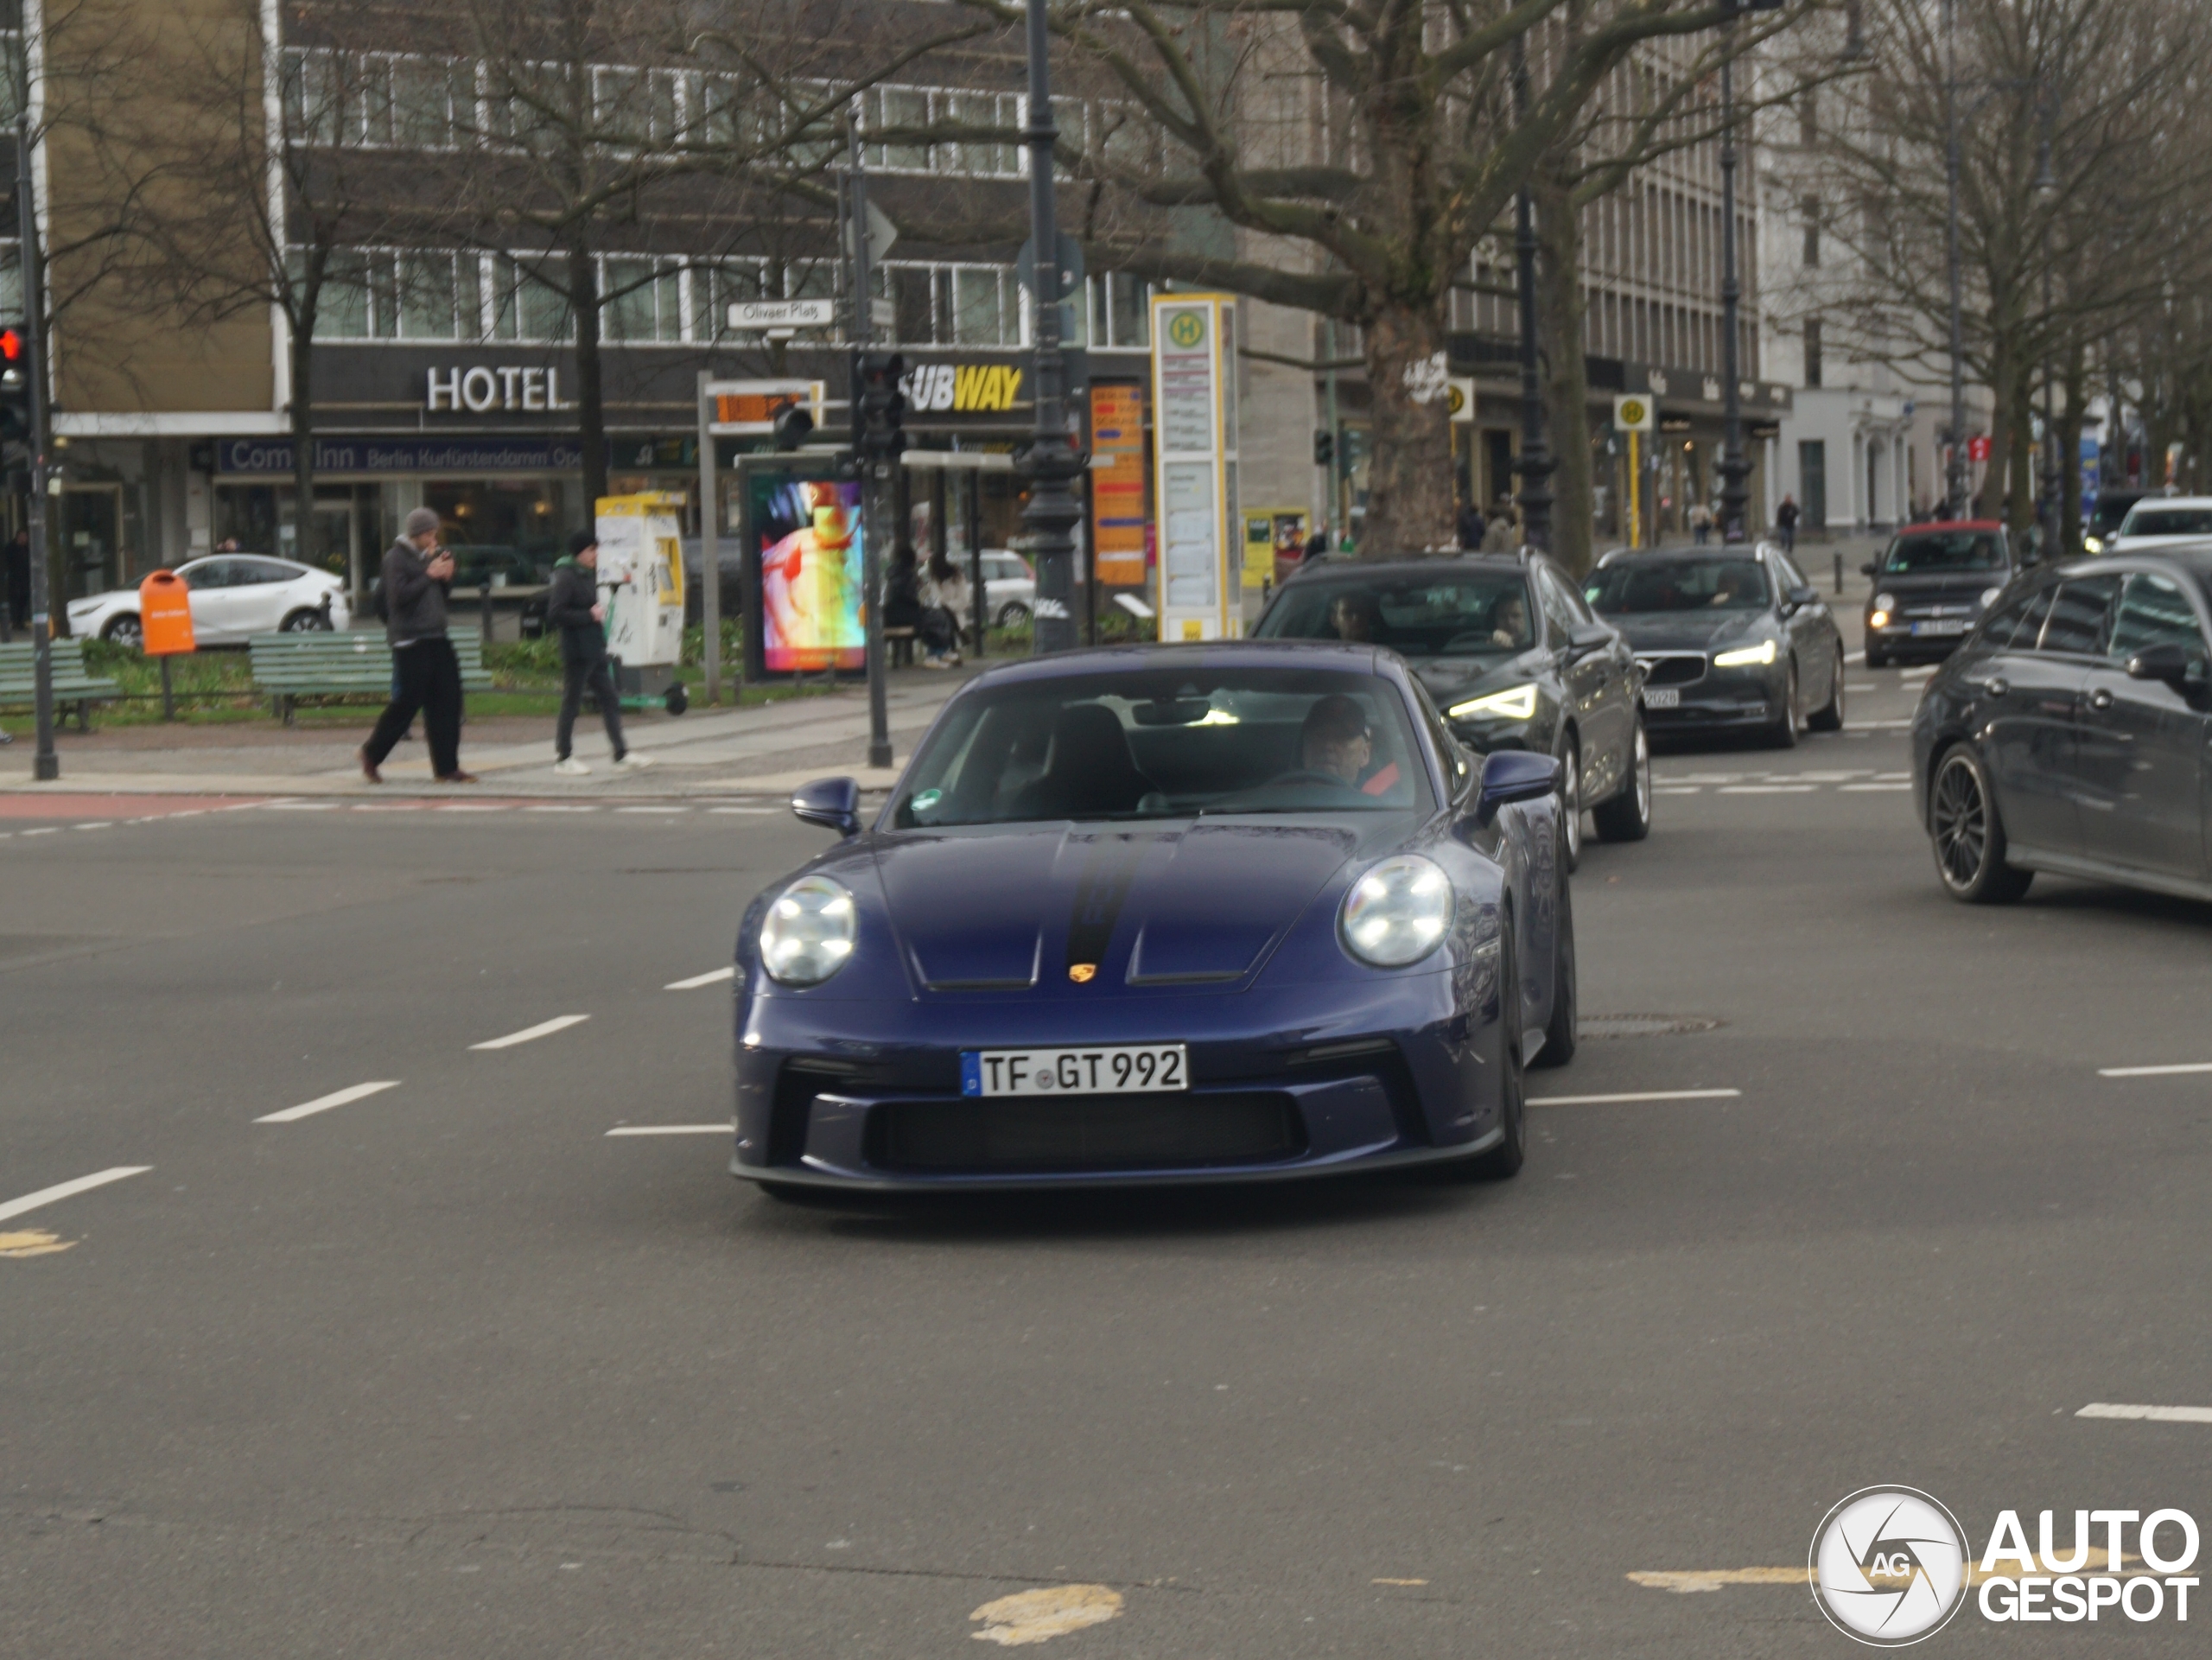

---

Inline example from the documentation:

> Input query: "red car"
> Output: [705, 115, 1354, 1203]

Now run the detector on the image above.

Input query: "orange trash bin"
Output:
[138, 569, 195, 656]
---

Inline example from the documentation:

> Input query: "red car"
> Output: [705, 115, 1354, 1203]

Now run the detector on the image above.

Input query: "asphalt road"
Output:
[4, 660, 2211, 1657]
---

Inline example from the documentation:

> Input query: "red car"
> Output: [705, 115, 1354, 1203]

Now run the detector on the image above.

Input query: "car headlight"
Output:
[1713, 639, 1777, 668]
[1447, 683, 1537, 721]
[758, 875, 857, 987]
[1873, 592, 1897, 613]
[2083, 535, 2103, 554]
[1979, 586, 2003, 607]
[1868, 611, 1891, 628]
[1339, 855, 1453, 969]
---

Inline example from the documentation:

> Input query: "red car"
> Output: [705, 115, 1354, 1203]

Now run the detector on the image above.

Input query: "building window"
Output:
[953, 266, 1015, 346]
[1798, 89, 1819, 147]
[1803, 317, 1822, 388]
[1802, 198, 1821, 267]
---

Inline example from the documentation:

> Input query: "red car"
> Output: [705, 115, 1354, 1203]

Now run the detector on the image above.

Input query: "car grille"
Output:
[1637, 652, 1707, 686]
[865, 1092, 1309, 1173]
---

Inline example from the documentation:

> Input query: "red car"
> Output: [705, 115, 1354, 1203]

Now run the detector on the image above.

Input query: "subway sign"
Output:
[899, 361, 1026, 414]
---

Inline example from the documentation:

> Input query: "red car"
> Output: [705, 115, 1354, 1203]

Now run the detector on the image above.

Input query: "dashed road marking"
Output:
[616, 805, 688, 814]
[1840, 782, 1910, 792]
[606, 1124, 729, 1136]
[471, 1014, 590, 1051]
[1532, 1089, 1742, 1106]
[709, 805, 777, 814]
[665, 965, 735, 990]
[2099, 1062, 2212, 1078]
[256, 1080, 401, 1123]
[1717, 785, 1815, 794]
[0, 1166, 153, 1224]
[1630, 1568, 1804, 1593]
[73, 821, 112, 830]
[2078, 1402, 2212, 1423]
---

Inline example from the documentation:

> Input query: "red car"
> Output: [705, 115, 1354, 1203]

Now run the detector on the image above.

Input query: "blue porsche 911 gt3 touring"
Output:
[731, 641, 1574, 1195]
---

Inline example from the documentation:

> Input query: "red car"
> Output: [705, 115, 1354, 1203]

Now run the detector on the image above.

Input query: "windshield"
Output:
[891, 666, 1434, 827]
[2120, 506, 2212, 538]
[2088, 495, 2140, 535]
[1584, 559, 1770, 614]
[1255, 573, 1536, 655]
[1878, 531, 2005, 573]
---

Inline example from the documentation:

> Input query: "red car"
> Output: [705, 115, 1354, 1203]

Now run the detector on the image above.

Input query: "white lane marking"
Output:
[73, 821, 113, 830]
[605, 1124, 730, 1136]
[1844, 649, 1866, 665]
[525, 805, 599, 813]
[2099, 1062, 2212, 1078]
[0, 1166, 153, 1224]
[435, 804, 506, 813]
[471, 1014, 590, 1050]
[349, 804, 424, 812]
[256, 1080, 401, 1123]
[1840, 782, 1911, 792]
[1718, 785, 1815, 795]
[2078, 1402, 2212, 1424]
[665, 965, 736, 989]
[1654, 785, 1702, 795]
[709, 806, 776, 815]
[616, 805, 689, 815]
[1874, 771, 1910, 780]
[21, 827, 57, 836]
[1530, 1089, 1743, 1106]
[265, 802, 339, 811]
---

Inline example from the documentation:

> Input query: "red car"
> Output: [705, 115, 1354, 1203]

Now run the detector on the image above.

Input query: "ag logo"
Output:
[1809, 1488, 1968, 1646]
[1166, 310, 1206, 349]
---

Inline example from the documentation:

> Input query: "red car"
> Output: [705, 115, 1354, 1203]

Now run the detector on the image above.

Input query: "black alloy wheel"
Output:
[279, 608, 332, 633]
[102, 614, 143, 649]
[997, 601, 1031, 629]
[1808, 641, 1847, 731]
[1555, 737, 1582, 871]
[1591, 716, 1652, 842]
[1465, 928, 1528, 1179]
[1766, 663, 1801, 748]
[1532, 877, 1577, 1070]
[1929, 745, 2034, 903]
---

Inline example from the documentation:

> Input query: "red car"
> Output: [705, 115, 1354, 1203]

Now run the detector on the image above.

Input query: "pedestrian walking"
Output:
[359, 507, 475, 784]
[1688, 500, 1714, 545]
[1480, 499, 1518, 553]
[918, 547, 969, 668]
[1456, 499, 1486, 551]
[1776, 493, 1800, 553]
[546, 530, 651, 777]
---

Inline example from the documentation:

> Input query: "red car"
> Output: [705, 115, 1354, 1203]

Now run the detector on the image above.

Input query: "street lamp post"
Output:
[1510, 31, 1553, 552]
[1716, 16, 1750, 543]
[1942, 0, 1969, 517]
[1015, 0, 1084, 653]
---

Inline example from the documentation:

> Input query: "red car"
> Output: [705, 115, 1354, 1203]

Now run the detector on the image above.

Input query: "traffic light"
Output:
[0, 325, 29, 445]
[855, 351, 906, 460]
[1313, 428, 1334, 467]
[770, 398, 814, 451]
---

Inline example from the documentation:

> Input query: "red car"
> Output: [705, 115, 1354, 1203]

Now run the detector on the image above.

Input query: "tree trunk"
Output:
[1978, 343, 2013, 521]
[569, 237, 607, 509]
[1534, 167, 1594, 577]
[1356, 304, 1454, 556]
[2057, 343, 2086, 560]
[2005, 375, 2035, 543]
[289, 319, 319, 592]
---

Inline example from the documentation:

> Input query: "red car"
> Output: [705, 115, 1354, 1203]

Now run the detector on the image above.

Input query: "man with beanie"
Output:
[547, 529, 648, 776]
[359, 507, 475, 784]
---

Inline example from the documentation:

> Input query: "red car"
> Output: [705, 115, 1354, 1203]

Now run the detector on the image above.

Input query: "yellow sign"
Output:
[1614, 394, 1655, 432]
[1167, 311, 1205, 349]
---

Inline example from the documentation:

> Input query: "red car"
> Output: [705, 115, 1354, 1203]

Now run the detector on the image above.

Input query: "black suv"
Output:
[1252, 551, 1650, 865]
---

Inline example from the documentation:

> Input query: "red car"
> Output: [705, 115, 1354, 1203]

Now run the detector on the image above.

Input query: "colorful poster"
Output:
[754, 475, 864, 673]
[1090, 384, 1147, 587]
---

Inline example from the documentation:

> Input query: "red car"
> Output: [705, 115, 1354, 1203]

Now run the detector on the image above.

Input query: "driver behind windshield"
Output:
[1489, 590, 1532, 648]
[1329, 593, 1379, 642]
[1301, 694, 1373, 784]
[1710, 566, 1756, 607]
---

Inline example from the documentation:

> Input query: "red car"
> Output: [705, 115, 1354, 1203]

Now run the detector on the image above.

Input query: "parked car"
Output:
[1857, 520, 2018, 668]
[1254, 550, 1649, 866]
[65, 555, 349, 646]
[1586, 544, 1847, 746]
[978, 549, 1035, 627]
[731, 643, 1574, 1198]
[2104, 496, 2212, 557]
[1912, 548, 2212, 905]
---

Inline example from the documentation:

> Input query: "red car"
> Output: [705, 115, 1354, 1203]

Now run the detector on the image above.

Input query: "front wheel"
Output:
[1808, 641, 1847, 731]
[279, 607, 332, 633]
[996, 601, 1031, 629]
[1554, 737, 1582, 872]
[1929, 744, 2034, 903]
[1464, 931, 1528, 1179]
[1591, 716, 1652, 843]
[1764, 664, 1801, 748]
[664, 683, 689, 716]
[1532, 879, 1577, 1070]
[102, 613, 143, 649]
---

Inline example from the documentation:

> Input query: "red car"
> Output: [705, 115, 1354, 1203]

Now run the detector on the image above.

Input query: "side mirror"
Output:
[1475, 750, 1562, 826]
[1860, 562, 1878, 577]
[791, 776, 862, 836]
[2126, 644, 2207, 696]
[1783, 583, 1819, 614]
[1565, 620, 1613, 658]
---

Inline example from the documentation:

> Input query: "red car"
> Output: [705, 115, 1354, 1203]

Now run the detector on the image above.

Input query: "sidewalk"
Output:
[0, 663, 981, 799]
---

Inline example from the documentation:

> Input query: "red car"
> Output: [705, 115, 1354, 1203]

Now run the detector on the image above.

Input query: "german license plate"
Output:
[1643, 687, 1681, 709]
[961, 1044, 1188, 1097]
[1910, 620, 1967, 637]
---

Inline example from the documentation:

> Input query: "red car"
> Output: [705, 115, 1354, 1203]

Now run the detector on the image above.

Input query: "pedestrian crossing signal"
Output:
[0, 325, 28, 445]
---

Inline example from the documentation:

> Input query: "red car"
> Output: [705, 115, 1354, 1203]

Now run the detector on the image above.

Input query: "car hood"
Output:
[1601, 611, 1771, 652]
[1868, 569, 2007, 601]
[870, 818, 1388, 996]
[1405, 651, 1539, 705]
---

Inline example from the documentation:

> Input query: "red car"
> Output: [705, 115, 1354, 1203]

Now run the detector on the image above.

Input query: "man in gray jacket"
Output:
[359, 506, 475, 783]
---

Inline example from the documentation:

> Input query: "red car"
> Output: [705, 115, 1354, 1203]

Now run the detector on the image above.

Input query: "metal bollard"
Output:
[1834, 551, 1843, 595]
[480, 582, 493, 645]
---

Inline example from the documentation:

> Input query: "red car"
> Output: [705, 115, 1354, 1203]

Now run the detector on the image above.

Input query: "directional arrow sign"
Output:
[728, 299, 836, 331]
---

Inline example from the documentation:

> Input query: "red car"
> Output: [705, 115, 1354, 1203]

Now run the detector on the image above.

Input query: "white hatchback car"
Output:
[976, 549, 1035, 627]
[2107, 497, 2212, 555]
[66, 555, 351, 646]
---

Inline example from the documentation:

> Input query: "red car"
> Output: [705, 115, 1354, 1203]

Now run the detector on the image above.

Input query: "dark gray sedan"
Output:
[1585, 546, 1847, 748]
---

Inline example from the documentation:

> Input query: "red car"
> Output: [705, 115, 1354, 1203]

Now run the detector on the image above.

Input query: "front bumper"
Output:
[731, 976, 1508, 1192]
[1639, 664, 1784, 730]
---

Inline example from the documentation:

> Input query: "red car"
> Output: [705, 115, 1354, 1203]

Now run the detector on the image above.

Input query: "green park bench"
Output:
[0, 638, 124, 731]
[249, 632, 493, 725]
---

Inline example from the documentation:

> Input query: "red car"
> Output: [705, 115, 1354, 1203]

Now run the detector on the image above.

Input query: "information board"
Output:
[1150, 295, 1238, 640]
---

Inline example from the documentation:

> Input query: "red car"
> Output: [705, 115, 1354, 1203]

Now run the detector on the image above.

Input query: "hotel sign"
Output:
[426, 365, 571, 414]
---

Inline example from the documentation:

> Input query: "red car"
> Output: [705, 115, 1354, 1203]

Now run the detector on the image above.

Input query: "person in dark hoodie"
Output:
[359, 507, 474, 784]
[548, 530, 649, 776]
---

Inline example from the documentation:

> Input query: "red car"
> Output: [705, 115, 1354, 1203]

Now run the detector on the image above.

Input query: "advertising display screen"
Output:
[753, 474, 865, 674]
